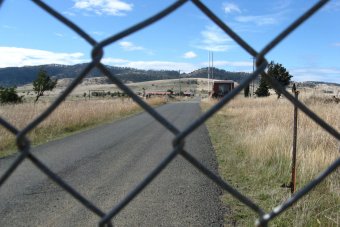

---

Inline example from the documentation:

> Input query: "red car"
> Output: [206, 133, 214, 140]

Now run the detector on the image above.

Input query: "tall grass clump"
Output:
[0, 97, 166, 157]
[203, 93, 339, 226]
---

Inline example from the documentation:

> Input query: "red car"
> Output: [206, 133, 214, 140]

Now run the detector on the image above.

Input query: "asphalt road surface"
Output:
[0, 101, 226, 226]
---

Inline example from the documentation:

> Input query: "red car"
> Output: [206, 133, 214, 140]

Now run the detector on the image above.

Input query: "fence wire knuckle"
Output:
[0, 0, 339, 226]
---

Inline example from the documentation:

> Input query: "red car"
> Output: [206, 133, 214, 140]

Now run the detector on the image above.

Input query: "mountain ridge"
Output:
[0, 64, 250, 87]
[1, 64, 338, 87]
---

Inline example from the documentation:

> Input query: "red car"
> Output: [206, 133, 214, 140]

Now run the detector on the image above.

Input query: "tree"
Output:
[167, 89, 174, 95]
[244, 84, 250, 97]
[255, 76, 270, 97]
[0, 86, 23, 104]
[266, 61, 293, 98]
[33, 69, 57, 103]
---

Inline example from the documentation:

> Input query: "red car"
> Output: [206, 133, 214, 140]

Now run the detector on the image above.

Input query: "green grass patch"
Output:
[203, 101, 339, 226]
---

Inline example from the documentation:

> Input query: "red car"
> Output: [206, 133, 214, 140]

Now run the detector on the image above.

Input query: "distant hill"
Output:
[296, 81, 340, 88]
[0, 64, 250, 87]
[186, 67, 250, 82]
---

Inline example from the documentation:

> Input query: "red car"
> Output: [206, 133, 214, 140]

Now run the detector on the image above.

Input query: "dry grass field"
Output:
[16, 77, 205, 101]
[0, 97, 166, 157]
[203, 92, 339, 226]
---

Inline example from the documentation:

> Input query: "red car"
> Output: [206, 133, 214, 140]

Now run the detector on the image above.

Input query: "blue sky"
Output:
[0, 0, 339, 83]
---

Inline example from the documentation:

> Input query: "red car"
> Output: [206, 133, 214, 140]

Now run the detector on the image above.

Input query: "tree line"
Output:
[245, 61, 293, 98]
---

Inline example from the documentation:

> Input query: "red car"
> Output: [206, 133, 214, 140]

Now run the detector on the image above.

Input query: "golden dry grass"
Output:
[203, 93, 339, 226]
[0, 97, 166, 157]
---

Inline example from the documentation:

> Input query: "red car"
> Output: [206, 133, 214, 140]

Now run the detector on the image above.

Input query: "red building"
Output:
[211, 80, 234, 98]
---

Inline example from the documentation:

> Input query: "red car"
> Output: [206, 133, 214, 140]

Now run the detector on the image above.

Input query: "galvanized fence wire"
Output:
[0, 0, 339, 226]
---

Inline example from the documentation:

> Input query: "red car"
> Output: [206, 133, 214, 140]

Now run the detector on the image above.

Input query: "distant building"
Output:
[211, 80, 234, 98]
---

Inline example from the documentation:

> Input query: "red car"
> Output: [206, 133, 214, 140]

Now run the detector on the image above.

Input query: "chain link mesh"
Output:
[0, 0, 339, 226]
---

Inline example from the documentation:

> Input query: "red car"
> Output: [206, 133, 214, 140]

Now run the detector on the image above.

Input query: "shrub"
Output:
[0, 87, 23, 104]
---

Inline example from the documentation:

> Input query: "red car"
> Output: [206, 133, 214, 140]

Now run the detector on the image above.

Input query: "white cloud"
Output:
[102, 57, 129, 64]
[200, 60, 253, 72]
[119, 41, 144, 51]
[290, 67, 340, 83]
[232, 2, 289, 27]
[2, 25, 16, 29]
[183, 51, 197, 59]
[73, 0, 133, 16]
[54, 32, 64, 37]
[0, 47, 86, 68]
[195, 26, 233, 52]
[209, 60, 253, 67]
[92, 31, 105, 36]
[323, 0, 340, 11]
[223, 2, 241, 14]
[333, 42, 340, 47]
[63, 11, 76, 17]
[235, 15, 278, 26]
[271, 0, 291, 11]
[201, 26, 230, 44]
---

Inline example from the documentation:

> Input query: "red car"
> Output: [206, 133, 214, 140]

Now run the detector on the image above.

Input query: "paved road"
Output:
[0, 101, 226, 226]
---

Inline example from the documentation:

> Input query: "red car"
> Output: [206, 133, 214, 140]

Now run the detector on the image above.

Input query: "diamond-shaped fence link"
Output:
[0, 0, 339, 226]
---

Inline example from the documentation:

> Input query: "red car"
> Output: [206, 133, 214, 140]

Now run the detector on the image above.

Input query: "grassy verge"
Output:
[203, 94, 339, 226]
[0, 97, 166, 157]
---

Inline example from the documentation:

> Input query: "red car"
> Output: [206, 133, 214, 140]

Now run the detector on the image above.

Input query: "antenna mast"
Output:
[211, 52, 214, 80]
[208, 51, 210, 93]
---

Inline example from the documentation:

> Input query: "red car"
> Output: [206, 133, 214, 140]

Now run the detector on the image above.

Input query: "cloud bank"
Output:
[73, 0, 133, 16]
[0, 47, 86, 67]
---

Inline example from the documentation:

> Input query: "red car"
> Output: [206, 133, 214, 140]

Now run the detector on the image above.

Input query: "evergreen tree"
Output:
[244, 84, 250, 97]
[255, 76, 270, 97]
[267, 61, 293, 98]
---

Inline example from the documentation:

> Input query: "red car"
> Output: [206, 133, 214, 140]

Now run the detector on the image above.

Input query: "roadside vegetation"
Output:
[0, 86, 23, 104]
[203, 93, 339, 226]
[0, 97, 166, 157]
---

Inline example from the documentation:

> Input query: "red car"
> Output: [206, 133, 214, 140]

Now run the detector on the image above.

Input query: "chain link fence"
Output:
[0, 0, 339, 226]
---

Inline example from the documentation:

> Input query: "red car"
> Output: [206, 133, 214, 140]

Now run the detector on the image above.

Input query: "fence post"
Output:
[291, 91, 299, 194]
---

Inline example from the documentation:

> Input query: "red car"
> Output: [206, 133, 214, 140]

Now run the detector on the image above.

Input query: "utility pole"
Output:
[188, 75, 191, 93]
[179, 70, 181, 96]
[291, 90, 299, 195]
[251, 57, 255, 96]
[211, 51, 214, 81]
[208, 51, 210, 94]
